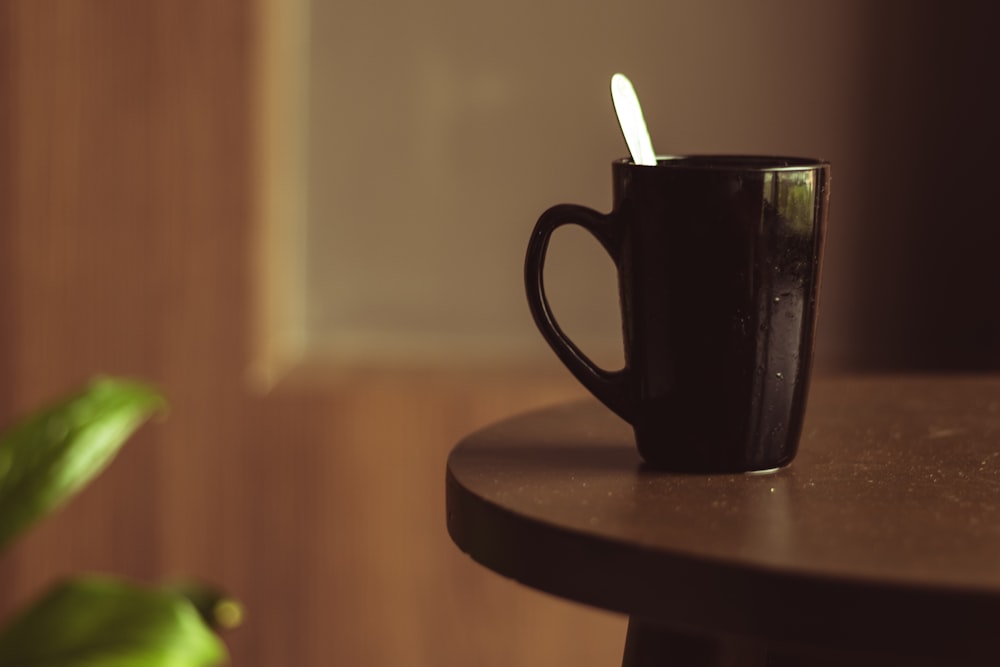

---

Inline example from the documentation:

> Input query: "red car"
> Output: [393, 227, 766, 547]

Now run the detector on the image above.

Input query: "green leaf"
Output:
[0, 576, 227, 667]
[0, 377, 167, 551]
[162, 582, 244, 632]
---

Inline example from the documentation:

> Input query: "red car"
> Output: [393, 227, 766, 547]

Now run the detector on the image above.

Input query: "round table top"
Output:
[446, 376, 1000, 663]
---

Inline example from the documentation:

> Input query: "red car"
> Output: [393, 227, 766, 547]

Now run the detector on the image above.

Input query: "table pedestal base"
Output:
[622, 618, 767, 667]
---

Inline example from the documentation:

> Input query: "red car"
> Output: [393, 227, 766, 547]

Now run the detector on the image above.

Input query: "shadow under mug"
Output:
[525, 156, 830, 472]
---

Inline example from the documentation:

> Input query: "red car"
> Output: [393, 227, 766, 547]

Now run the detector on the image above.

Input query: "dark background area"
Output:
[847, 0, 1000, 370]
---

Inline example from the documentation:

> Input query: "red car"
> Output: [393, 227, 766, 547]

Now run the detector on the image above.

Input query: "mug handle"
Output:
[524, 204, 634, 423]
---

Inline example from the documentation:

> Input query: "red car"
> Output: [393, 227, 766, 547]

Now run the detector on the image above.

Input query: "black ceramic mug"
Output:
[525, 156, 830, 472]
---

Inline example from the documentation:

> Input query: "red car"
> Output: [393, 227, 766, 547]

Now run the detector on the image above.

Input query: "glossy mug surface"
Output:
[525, 156, 830, 472]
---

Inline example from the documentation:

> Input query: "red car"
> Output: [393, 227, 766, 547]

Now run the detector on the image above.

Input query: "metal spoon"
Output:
[611, 73, 657, 166]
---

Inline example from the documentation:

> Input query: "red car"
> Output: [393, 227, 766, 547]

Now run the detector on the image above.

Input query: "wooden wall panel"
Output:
[0, 3, 625, 665]
[0, 0, 169, 598]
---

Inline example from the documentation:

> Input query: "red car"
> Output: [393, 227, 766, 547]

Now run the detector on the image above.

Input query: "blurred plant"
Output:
[0, 377, 240, 666]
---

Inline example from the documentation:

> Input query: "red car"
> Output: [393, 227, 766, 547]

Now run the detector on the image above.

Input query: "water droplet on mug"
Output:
[773, 296, 781, 303]
[776, 372, 784, 380]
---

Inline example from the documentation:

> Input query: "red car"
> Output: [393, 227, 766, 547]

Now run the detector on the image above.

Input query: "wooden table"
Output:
[446, 376, 1000, 666]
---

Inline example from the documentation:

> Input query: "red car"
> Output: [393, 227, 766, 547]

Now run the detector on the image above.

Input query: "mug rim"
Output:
[616, 155, 828, 171]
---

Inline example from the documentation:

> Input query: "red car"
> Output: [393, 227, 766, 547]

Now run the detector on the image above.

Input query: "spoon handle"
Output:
[611, 73, 657, 166]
